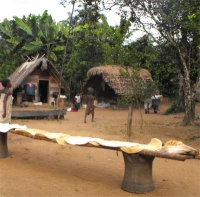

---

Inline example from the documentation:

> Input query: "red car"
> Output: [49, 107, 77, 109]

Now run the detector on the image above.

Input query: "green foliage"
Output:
[7, 37, 21, 45]
[0, 58, 18, 80]
[188, 8, 200, 49]
[0, 19, 13, 37]
[164, 99, 185, 115]
[13, 16, 33, 36]
[148, 43, 180, 96]
[119, 68, 148, 105]
[49, 51, 57, 62]
[52, 46, 66, 51]
[11, 11, 67, 62]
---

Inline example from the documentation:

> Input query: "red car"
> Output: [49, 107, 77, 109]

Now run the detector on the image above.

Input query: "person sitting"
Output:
[151, 94, 163, 113]
[144, 79, 163, 114]
[144, 81, 156, 114]
[75, 93, 81, 109]
[72, 98, 79, 111]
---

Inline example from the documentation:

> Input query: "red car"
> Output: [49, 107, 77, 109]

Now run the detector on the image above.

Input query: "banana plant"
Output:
[13, 11, 67, 62]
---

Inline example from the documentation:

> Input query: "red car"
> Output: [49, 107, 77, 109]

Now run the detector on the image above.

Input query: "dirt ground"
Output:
[0, 98, 200, 197]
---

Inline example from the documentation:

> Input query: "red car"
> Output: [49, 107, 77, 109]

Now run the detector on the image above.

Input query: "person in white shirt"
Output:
[75, 93, 81, 109]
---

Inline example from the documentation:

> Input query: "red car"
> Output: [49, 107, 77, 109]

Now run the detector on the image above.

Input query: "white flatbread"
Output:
[0, 123, 27, 133]
[65, 137, 103, 145]
[16, 128, 48, 136]
[120, 138, 162, 153]
[99, 140, 138, 147]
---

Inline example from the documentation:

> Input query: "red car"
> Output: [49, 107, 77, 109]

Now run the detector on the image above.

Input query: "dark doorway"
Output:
[39, 80, 49, 103]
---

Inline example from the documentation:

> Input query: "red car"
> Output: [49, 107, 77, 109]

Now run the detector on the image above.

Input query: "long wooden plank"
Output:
[11, 109, 66, 118]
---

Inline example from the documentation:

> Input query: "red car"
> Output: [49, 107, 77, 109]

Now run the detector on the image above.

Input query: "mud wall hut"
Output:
[9, 57, 69, 105]
[82, 65, 152, 102]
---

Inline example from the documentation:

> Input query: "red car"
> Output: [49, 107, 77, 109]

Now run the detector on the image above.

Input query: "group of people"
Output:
[143, 81, 162, 114]
[0, 76, 161, 125]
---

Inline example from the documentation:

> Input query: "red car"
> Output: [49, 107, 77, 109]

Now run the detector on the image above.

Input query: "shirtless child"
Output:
[84, 88, 95, 123]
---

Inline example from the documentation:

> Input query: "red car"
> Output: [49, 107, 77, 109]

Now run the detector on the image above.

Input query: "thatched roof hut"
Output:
[82, 65, 152, 98]
[9, 57, 69, 105]
[10, 57, 69, 92]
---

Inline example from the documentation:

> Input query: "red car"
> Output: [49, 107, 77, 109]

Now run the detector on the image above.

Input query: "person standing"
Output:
[144, 98, 152, 114]
[0, 78, 13, 123]
[84, 88, 95, 123]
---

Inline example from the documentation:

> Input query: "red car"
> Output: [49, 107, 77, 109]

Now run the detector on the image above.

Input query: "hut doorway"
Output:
[39, 80, 49, 103]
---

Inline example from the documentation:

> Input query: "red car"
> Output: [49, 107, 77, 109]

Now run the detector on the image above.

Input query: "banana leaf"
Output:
[52, 46, 66, 51]
[7, 37, 22, 45]
[49, 51, 57, 61]
[13, 16, 33, 36]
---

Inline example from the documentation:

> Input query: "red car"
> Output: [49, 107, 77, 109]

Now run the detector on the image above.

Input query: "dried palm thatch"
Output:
[84, 65, 152, 95]
[9, 57, 69, 92]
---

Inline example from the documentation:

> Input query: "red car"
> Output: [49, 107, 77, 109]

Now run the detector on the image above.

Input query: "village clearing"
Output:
[0, 98, 200, 197]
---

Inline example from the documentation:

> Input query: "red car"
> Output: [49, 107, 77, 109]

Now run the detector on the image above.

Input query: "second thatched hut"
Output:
[82, 65, 152, 103]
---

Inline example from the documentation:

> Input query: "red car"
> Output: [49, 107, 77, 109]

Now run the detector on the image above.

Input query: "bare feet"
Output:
[84, 120, 86, 123]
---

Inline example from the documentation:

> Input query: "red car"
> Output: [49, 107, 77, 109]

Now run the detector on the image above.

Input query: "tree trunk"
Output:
[177, 47, 196, 125]
[127, 104, 134, 136]
[178, 74, 185, 111]
[136, 100, 144, 131]
[183, 81, 196, 125]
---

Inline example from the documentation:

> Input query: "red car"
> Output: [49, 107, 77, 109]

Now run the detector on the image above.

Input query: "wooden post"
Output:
[0, 132, 9, 158]
[127, 104, 134, 136]
[121, 152, 155, 193]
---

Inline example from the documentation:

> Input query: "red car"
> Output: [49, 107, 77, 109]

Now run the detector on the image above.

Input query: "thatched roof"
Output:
[9, 57, 69, 93]
[84, 65, 152, 95]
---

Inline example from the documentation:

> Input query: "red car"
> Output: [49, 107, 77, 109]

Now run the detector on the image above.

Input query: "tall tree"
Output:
[119, 35, 158, 135]
[107, 0, 200, 125]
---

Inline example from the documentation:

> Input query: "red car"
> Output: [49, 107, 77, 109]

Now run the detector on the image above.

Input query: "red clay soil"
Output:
[0, 98, 200, 197]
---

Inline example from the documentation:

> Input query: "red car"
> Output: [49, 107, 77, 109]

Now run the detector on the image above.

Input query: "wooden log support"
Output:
[0, 132, 9, 158]
[139, 149, 195, 161]
[121, 152, 155, 193]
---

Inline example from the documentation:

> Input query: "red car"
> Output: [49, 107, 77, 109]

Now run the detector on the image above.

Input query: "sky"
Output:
[0, 0, 120, 25]
[0, 0, 148, 41]
[0, 0, 71, 22]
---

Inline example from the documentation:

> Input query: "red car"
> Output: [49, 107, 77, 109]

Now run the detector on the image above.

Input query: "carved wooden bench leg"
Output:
[121, 152, 155, 193]
[0, 132, 9, 158]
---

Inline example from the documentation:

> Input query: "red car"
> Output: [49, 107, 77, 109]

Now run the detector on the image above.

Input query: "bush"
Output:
[164, 99, 185, 115]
